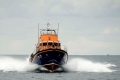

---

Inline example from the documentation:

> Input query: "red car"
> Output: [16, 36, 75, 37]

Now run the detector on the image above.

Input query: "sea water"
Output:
[0, 55, 119, 80]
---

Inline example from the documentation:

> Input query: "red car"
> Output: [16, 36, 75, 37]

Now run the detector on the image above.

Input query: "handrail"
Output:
[61, 45, 67, 52]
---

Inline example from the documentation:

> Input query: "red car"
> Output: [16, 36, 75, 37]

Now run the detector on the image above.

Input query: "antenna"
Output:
[38, 23, 39, 41]
[35, 44, 37, 53]
[57, 23, 59, 35]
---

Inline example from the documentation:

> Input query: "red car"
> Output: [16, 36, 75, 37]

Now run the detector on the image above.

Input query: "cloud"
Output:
[40, 0, 120, 17]
[0, 35, 37, 55]
[67, 36, 120, 55]
[67, 36, 102, 55]
[0, 0, 39, 19]
[0, 0, 120, 55]
[1, 0, 120, 19]
[8, 40, 26, 52]
[101, 27, 120, 34]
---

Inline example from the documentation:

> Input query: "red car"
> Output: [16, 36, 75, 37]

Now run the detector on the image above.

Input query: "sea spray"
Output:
[0, 56, 39, 72]
[64, 58, 116, 72]
[0, 56, 116, 72]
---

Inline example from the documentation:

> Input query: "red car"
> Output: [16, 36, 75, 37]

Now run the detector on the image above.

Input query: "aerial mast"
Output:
[38, 23, 39, 42]
[57, 23, 59, 36]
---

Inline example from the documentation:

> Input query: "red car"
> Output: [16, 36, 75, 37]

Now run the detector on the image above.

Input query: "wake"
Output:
[0, 56, 39, 72]
[64, 58, 116, 72]
[0, 56, 116, 72]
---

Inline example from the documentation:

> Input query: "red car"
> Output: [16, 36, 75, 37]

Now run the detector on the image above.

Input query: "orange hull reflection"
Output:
[43, 63, 60, 72]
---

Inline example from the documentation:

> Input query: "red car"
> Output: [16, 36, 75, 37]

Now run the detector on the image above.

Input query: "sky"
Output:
[0, 0, 120, 55]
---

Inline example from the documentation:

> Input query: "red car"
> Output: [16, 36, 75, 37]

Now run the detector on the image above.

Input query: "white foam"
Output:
[64, 58, 116, 72]
[0, 56, 116, 73]
[0, 56, 39, 72]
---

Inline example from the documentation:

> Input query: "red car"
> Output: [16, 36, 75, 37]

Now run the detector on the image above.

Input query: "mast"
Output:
[38, 23, 39, 42]
[57, 23, 59, 36]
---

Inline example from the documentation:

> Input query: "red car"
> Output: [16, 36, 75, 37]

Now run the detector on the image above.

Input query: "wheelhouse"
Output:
[36, 23, 61, 51]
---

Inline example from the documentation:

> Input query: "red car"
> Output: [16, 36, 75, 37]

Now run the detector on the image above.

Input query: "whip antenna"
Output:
[38, 23, 39, 41]
[57, 23, 59, 35]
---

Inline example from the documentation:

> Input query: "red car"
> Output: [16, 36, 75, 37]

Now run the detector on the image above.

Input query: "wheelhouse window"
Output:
[48, 42, 53, 46]
[43, 42, 47, 46]
[54, 42, 58, 46]
[40, 42, 61, 46]
[40, 43, 42, 46]
[58, 43, 60, 46]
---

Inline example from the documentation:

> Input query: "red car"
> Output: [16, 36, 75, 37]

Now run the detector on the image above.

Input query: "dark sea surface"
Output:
[0, 55, 120, 80]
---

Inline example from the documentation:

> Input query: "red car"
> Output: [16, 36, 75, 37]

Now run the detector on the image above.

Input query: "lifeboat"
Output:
[29, 23, 68, 72]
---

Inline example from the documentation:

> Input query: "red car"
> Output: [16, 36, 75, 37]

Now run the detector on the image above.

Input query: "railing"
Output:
[40, 29, 57, 36]
[32, 49, 36, 55]
[61, 45, 67, 52]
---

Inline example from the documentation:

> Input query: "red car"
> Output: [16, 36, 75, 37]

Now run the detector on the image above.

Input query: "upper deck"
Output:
[36, 23, 60, 51]
[39, 23, 59, 42]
